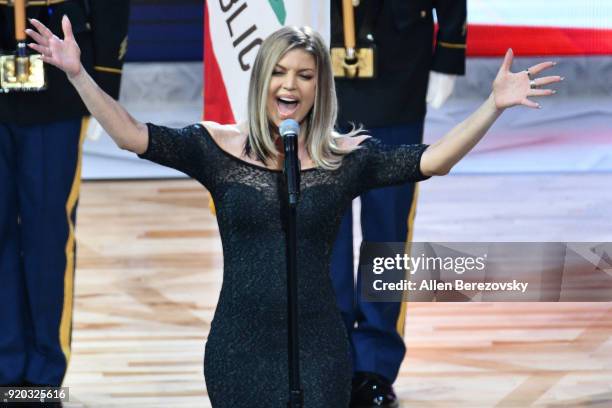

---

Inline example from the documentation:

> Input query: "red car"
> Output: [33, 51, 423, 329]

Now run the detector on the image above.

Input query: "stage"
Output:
[61, 174, 612, 407]
[60, 53, 612, 407]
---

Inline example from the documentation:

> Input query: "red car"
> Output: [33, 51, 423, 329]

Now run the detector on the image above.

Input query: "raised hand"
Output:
[492, 48, 563, 110]
[25, 15, 82, 78]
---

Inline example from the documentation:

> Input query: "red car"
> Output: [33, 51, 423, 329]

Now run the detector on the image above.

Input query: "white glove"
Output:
[85, 117, 105, 141]
[426, 71, 457, 109]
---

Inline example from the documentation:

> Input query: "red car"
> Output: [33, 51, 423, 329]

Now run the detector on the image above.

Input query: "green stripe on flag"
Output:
[268, 0, 286, 25]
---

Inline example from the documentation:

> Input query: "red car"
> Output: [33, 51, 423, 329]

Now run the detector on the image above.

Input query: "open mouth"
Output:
[277, 97, 300, 118]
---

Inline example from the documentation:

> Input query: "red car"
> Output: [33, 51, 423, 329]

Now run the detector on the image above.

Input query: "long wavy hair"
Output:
[245, 26, 363, 170]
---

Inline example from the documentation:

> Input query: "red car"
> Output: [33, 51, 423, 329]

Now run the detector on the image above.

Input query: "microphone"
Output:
[279, 119, 301, 206]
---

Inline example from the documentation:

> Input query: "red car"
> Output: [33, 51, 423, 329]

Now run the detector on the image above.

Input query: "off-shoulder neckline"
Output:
[197, 124, 372, 174]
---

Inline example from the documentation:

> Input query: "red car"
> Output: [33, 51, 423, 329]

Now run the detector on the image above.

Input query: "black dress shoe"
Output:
[350, 371, 399, 408]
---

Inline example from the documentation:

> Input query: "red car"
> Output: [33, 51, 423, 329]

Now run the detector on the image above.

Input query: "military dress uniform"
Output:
[330, 0, 466, 404]
[0, 0, 129, 386]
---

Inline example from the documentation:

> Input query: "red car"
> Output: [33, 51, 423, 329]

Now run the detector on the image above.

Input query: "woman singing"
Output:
[26, 16, 561, 407]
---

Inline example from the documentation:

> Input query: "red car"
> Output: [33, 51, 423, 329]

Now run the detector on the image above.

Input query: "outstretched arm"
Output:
[26, 16, 148, 154]
[420, 49, 562, 176]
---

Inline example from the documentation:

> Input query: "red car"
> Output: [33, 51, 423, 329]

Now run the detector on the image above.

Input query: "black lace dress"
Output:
[138, 123, 429, 408]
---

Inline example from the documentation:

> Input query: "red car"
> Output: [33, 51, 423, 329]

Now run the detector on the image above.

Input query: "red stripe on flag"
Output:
[204, 4, 235, 123]
[466, 25, 612, 56]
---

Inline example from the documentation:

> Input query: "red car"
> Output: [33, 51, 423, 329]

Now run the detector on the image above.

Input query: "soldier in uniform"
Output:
[330, 0, 467, 406]
[0, 0, 129, 387]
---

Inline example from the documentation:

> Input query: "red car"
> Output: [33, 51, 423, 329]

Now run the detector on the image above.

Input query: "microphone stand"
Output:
[282, 131, 303, 408]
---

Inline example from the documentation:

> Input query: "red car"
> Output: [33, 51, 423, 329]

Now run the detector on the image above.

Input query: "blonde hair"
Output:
[246, 26, 363, 170]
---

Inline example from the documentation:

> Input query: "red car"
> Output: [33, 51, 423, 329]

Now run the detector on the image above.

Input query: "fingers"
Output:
[521, 98, 541, 109]
[527, 61, 556, 76]
[26, 42, 47, 56]
[25, 28, 48, 46]
[528, 88, 556, 97]
[39, 54, 55, 66]
[27, 43, 56, 66]
[29, 18, 54, 40]
[500, 48, 514, 72]
[62, 15, 74, 40]
[27, 43, 55, 64]
[532, 75, 564, 87]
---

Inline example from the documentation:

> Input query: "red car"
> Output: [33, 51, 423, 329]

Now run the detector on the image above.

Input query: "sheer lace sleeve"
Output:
[138, 122, 217, 190]
[355, 137, 430, 194]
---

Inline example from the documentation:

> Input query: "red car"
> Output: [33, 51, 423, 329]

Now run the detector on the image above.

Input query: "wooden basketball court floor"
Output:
[61, 173, 612, 407]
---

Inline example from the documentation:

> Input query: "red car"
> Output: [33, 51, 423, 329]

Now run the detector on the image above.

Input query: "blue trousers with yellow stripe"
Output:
[0, 118, 83, 386]
[331, 122, 423, 383]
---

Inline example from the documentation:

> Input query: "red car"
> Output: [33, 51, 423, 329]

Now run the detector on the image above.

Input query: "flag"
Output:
[204, 1, 330, 124]
[466, 0, 612, 56]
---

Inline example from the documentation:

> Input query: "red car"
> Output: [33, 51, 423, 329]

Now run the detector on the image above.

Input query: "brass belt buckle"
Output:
[331, 46, 376, 79]
[333, 0, 376, 79]
[0, 51, 46, 92]
[1, 0, 47, 91]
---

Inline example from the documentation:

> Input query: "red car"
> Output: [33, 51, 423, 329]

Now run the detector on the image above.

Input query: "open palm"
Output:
[26, 16, 82, 78]
[493, 49, 562, 110]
